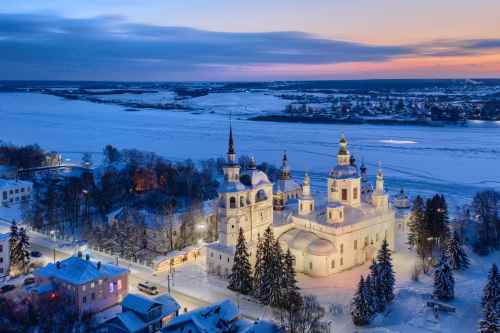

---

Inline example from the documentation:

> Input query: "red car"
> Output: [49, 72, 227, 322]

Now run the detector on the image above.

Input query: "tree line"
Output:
[227, 227, 325, 333]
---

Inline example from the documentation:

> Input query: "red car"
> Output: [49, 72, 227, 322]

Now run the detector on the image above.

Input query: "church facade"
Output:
[206, 127, 396, 278]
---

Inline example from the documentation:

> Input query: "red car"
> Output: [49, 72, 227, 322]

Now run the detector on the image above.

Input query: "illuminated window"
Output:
[117, 279, 122, 291]
[82, 285, 86, 292]
[109, 282, 114, 293]
[91, 282, 95, 289]
[98, 279, 103, 286]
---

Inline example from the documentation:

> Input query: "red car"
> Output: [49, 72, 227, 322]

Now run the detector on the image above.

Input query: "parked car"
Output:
[0, 284, 16, 293]
[23, 277, 36, 286]
[138, 281, 159, 295]
[30, 251, 42, 258]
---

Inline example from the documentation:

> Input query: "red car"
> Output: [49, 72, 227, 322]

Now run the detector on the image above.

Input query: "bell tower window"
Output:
[229, 197, 236, 208]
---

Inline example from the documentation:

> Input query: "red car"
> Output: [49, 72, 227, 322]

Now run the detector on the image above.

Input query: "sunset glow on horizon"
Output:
[1, 0, 500, 80]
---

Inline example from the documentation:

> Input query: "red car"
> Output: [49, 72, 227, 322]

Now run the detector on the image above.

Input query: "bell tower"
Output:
[298, 173, 315, 215]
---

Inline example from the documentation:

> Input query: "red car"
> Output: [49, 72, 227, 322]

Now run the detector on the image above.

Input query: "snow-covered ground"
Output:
[1, 92, 500, 209]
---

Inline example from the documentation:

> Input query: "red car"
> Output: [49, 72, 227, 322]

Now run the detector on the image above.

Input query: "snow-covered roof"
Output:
[240, 169, 271, 188]
[218, 181, 247, 193]
[162, 299, 281, 333]
[273, 178, 300, 193]
[206, 242, 236, 255]
[279, 229, 335, 256]
[116, 311, 145, 333]
[122, 293, 159, 315]
[34, 255, 129, 285]
[0, 178, 32, 189]
[162, 299, 240, 333]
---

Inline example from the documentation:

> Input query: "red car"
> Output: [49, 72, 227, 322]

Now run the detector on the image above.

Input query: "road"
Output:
[0, 221, 258, 320]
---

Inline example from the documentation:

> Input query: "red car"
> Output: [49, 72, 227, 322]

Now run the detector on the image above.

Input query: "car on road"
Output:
[30, 251, 42, 258]
[0, 284, 16, 293]
[137, 281, 159, 295]
[23, 277, 36, 286]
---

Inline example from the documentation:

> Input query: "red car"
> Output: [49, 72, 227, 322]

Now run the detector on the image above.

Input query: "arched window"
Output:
[329, 211, 332, 219]
[331, 260, 335, 269]
[340, 244, 344, 254]
[255, 189, 267, 202]
[240, 197, 245, 207]
[309, 203, 313, 210]
[229, 197, 236, 208]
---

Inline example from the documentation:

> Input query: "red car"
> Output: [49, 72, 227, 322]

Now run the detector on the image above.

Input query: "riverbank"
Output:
[248, 115, 464, 127]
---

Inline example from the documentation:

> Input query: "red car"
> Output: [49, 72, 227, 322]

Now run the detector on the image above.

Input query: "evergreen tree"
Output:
[259, 227, 277, 304]
[408, 196, 426, 252]
[267, 239, 285, 308]
[17, 228, 31, 273]
[364, 275, 376, 317]
[9, 220, 20, 267]
[228, 228, 253, 295]
[253, 234, 264, 299]
[377, 239, 396, 304]
[351, 276, 372, 326]
[369, 259, 385, 313]
[479, 264, 500, 332]
[282, 249, 302, 312]
[478, 309, 500, 333]
[446, 231, 470, 270]
[433, 252, 455, 301]
[481, 264, 500, 315]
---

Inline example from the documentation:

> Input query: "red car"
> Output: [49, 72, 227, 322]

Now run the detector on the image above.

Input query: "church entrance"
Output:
[365, 245, 376, 262]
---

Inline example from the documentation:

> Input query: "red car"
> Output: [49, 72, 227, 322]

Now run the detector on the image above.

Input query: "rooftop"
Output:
[34, 255, 129, 285]
[0, 178, 32, 189]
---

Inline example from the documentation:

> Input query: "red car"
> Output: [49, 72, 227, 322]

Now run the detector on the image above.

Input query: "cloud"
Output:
[0, 13, 499, 80]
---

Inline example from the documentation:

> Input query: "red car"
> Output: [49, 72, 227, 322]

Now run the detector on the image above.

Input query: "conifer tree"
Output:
[433, 252, 454, 301]
[267, 239, 285, 308]
[377, 239, 396, 304]
[351, 276, 372, 326]
[282, 248, 302, 311]
[17, 228, 31, 273]
[408, 196, 426, 252]
[478, 309, 500, 333]
[479, 264, 500, 333]
[259, 227, 277, 305]
[9, 220, 20, 267]
[446, 231, 470, 270]
[369, 259, 385, 313]
[364, 275, 376, 317]
[253, 234, 264, 299]
[228, 228, 253, 295]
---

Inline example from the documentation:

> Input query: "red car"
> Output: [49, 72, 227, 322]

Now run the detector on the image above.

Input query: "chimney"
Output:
[97, 261, 101, 270]
[85, 254, 90, 261]
[77, 251, 82, 258]
[56, 261, 61, 269]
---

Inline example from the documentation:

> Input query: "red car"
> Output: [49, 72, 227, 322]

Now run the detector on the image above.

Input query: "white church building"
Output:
[206, 127, 396, 278]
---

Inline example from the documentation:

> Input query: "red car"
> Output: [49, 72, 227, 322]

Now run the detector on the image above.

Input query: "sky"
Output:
[1, 0, 500, 81]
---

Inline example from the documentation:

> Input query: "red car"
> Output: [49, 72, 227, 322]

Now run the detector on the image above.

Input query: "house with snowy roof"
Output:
[99, 293, 180, 333]
[161, 299, 281, 333]
[33, 253, 129, 317]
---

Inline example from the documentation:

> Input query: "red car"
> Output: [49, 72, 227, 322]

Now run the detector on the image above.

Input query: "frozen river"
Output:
[1, 92, 499, 209]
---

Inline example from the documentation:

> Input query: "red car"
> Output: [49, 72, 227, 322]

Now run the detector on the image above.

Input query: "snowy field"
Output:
[1, 92, 500, 209]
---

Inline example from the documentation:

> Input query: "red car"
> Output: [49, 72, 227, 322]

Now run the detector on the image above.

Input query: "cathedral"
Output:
[206, 126, 396, 278]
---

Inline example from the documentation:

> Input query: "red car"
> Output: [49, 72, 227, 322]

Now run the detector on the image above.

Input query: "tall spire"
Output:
[280, 150, 290, 179]
[227, 112, 236, 163]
